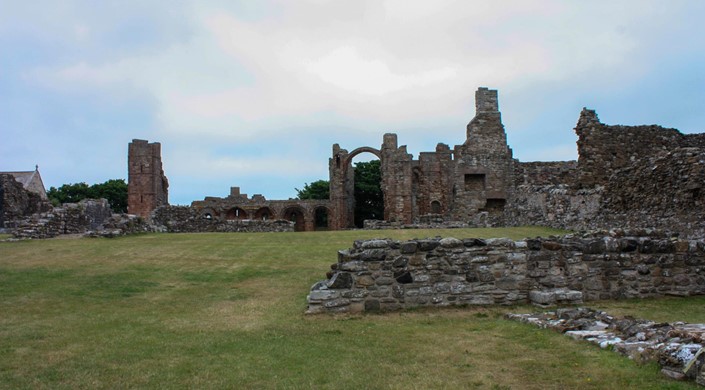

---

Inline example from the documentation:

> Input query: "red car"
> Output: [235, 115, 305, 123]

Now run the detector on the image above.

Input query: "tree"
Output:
[91, 179, 128, 213]
[47, 179, 128, 213]
[353, 160, 383, 227]
[296, 180, 330, 200]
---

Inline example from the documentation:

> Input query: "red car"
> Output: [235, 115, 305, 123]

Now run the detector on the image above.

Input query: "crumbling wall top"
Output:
[475, 87, 498, 113]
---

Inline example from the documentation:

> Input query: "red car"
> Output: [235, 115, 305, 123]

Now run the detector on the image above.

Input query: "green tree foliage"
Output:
[353, 160, 383, 227]
[47, 179, 128, 213]
[295, 180, 330, 200]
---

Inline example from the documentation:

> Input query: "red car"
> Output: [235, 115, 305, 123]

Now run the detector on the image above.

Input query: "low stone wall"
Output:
[152, 205, 294, 233]
[306, 231, 705, 314]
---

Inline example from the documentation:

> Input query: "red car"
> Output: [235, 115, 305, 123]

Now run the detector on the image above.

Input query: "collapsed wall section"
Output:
[306, 232, 705, 314]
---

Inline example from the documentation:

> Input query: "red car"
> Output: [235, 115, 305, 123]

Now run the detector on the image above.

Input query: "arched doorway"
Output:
[226, 207, 248, 220]
[283, 206, 306, 232]
[333, 147, 384, 228]
[254, 207, 273, 220]
[314, 206, 329, 230]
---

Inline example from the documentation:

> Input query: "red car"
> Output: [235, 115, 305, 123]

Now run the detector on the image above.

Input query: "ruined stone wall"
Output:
[12, 199, 115, 238]
[0, 174, 52, 229]
[414, 144, 453, 219]
[575, 109, 705, 188]
[504, 185, 603, 230]
[306, 232, 705, 314]
[450, 88, 514, 220]
[513, 161, 578, 186]
[152, 205, 294, 233]
[191, 190, 331, 232]
[380, 134, 414, 224]
[599, 147, 705, 237]
[128, 139, 169, 218]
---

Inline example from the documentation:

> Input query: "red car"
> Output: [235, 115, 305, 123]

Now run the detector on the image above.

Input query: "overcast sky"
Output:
[2, 0, 704, 205]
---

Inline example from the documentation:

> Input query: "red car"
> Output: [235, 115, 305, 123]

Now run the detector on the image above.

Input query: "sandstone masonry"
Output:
[306, 231, 705, 314]
[129, 87, 705, 237]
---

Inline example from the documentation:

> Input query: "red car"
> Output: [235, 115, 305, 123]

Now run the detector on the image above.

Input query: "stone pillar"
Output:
[381, 134, 413, 224]
[329, 144, 350, 229]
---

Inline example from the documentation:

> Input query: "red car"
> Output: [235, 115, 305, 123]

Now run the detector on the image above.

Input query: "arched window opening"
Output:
[255, 207, 272, 221]
[203, 213, 212, 220]
[226, 207, 249, 220]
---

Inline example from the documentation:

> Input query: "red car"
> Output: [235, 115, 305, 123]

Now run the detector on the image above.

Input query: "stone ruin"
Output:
[306, 230, 705, 314]
[508, 308, 705, 386]
[125, 86, 705, 238]
[0, 168, 150, 239]
[3, 86, 704, 239]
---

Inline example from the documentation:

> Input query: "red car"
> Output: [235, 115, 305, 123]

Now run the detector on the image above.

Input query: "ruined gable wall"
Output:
[450, 88, 514, 220]
[306, 232, 705, 314]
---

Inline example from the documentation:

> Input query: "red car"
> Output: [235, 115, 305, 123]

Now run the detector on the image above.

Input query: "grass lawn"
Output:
[1, 227, 702, 389]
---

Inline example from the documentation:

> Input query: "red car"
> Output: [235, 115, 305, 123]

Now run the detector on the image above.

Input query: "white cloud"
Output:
[7, 0, 705, 202]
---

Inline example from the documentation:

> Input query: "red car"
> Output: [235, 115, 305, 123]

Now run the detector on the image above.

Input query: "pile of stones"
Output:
[507, 308, 705, 386]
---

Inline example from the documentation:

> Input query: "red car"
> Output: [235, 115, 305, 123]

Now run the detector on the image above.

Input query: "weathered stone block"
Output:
[328, 273, 353, 289]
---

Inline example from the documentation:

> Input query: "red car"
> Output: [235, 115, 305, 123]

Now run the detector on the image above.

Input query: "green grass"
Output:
[0, 227, 701, 389]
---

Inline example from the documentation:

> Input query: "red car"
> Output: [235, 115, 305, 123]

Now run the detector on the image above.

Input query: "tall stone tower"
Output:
[127, 139, 169, 218]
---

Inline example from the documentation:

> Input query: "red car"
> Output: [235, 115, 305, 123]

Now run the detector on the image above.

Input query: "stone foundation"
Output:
[306, 231, 705, 314]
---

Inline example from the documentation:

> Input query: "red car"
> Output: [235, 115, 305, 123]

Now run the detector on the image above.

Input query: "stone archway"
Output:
[226, 207, 248, 220]
[254, 207, 273, 220]
[330, 146, 383, 229]
[282, 206, 306, 232]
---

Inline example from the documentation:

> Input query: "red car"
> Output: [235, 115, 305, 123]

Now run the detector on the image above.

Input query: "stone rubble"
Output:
[506, 308, 705, 386]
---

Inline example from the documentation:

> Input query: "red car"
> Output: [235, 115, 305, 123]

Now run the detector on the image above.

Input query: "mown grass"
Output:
[0, 227, 701, 389]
